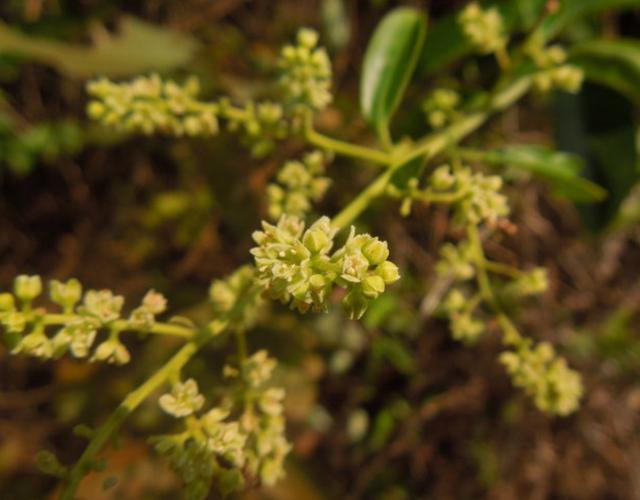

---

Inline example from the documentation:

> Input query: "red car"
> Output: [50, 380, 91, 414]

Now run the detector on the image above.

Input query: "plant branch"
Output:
[331, 74, 534, 229]
[43, 314, 195, 339]
[59, 337, 205, 499]
[58, 284, 263, 499]
[304, 112, 391, 166]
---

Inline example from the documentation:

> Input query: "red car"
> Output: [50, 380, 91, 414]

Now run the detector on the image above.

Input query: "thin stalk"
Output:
[59, 339, 203, 499]
[484, 260, 524, 279]
[304, 113, 391, 166]
[43, 314, 195, 339]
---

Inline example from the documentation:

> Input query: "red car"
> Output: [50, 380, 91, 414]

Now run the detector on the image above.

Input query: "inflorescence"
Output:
[154, 350, 290, 498]
[2, 275, 167, 365]
[251, 215, 400, 319]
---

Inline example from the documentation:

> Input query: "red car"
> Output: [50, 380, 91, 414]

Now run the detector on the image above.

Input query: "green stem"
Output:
[234, 328, 247, 364]
[57, 284, 263, 500]
[59, 338, 203, 499]
[43, 314, 195, 339]
[466, 223, 496, 306]
[466, 224, 523, 347]
[416, 189, 468, 204]
[331, 75, 533, 229]
[484, 260, 523, 279]
[304, 113, 391, 166]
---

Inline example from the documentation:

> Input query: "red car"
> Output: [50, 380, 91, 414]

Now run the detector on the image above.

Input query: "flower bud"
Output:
[303, 228, 331, 254]
[431, 165, 455, 190]
[91, 338, 131, 365]
[361, 275, 385, 299]
[49, 279, 82, 311]
[309, 274, 327, 289]
[0, 293, 15, 311]
[342, 290, 369, 320]
[142, 290, 167, 314]
[443, 289, 466, 312]
[3, 311, 26, 333]
[298, 28, 319, 49]
[376, 261, 400, 284]
[14, 275, 42, 302]
[362, 239, 389, 266]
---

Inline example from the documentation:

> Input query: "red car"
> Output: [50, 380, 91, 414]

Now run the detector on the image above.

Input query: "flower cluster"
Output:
[1, 275, 167, 365]
[279, 28, 332, 111]
[433, 165, 509, 225]
[209, 265, 263, 330]
[458, 2, 507, 55]
[500, 341, 583, 416]
[526, 43, 584, 94]
[251, 215, 400, 319]
[391, 165, 509, 225]
[441, 289, 485, 344]
[504, 268, 549, 297]
[267, 150, 332, 219]
[422, 88, 460, 129]
[436, 241, 475, 281]
[219, 98, 291, 158]
[233, 350, 290, 486]
[154, 351, 290, 498]
[87, 74, 219, 136]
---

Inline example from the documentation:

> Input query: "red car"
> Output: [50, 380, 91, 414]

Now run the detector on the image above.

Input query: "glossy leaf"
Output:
[0, 16, 198, 78]
[360, 7, 427, 144]
[483, 145, 607, 202]
[570, 39, 640, 105]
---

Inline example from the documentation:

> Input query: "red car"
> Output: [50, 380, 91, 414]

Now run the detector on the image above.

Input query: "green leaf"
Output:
[569, 39, 640, 105]
[483, 145, 607, 202]
[542, 0, 640, 37]
[0, 16, 198, 78]
[360, 7, 427, 144]
[553, 83, 639, 230]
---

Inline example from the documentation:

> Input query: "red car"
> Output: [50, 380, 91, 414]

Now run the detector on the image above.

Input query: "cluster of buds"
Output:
[391, 165, 509, 225]
[154, 351, 290, 498]
[500, 341, 583, 416]
[220, 98, 291, 158]
[436, 241, 475, 281]
[1, 275, 167, 365]
[267, 150, 332, 219]
[279, 28, 333, 111]
[230, 350, 290, 486]
[432, 164, 509, 225]
[251, 215, 400, 319]
[504, 267, 549, 297]
[209, 265, 263, 330]
[526, 42, 584, 94]
[458, 2, 507, 55]
[422, 88, 460, 129]
[87, 74, 219, 136]
[441, 288, 485, 344]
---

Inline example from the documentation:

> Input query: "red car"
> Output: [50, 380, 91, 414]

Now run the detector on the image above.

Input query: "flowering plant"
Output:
[4, 2, 617, 497]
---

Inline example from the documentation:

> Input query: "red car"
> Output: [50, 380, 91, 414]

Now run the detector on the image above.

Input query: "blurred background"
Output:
[1, 0, 640, 498]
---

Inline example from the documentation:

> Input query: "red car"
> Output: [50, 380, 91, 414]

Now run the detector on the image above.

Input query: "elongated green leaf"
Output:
[553, 83, 638, 230]
[483, 145, 607, 202]
[360, 7, 427, 143]
[0, 16, 198, 78]
[569, 39, 640, 105]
